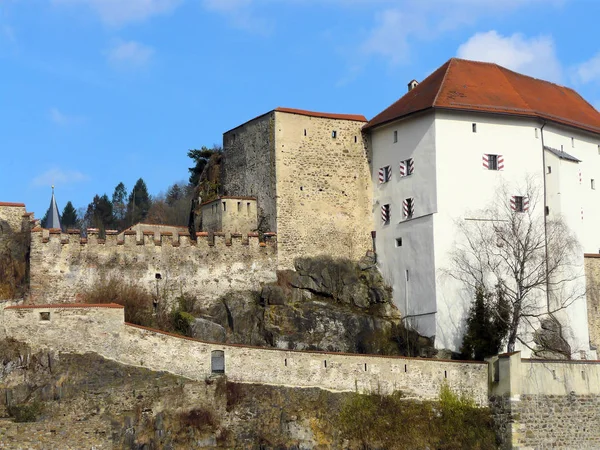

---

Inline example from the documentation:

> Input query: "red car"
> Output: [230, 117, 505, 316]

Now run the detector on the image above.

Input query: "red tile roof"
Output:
[0, 202, 26, 207]
[365, 58, 600, 134]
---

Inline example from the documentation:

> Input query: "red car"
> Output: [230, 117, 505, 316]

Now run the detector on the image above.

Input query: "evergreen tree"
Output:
[61, 201, 78, 230]
[127, 178, 151, 225]
[40, 211, 48, 229]
[85, 194, 114, 235]
[112, 182, 128, 228]
[460, 285, 510, 360]
[188, 145, 221, 186]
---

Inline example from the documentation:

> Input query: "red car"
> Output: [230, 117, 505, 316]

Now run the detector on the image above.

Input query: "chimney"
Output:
[408, 79, 419, 92]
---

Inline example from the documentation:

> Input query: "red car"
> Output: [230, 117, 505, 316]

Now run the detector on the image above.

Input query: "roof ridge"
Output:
[497, 65, 534, 113]
[432, 57, 454, 107]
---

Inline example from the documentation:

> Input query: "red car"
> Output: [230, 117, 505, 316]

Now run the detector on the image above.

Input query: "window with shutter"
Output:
[510, 196, 528, 212]
[378, 166, 392, 183]
[403, 198, 414, 219]
[400, 158, 414, 177]
[381, 204, 391, 225]
[483, 154, 503, 170]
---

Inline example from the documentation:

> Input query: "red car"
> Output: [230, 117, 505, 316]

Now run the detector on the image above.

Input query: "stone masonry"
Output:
[28, 227, 277, 307]
[223, 108, 373, 269]
[584, 254, 600, 351]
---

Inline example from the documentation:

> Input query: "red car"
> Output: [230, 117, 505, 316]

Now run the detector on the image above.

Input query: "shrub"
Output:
[81, 278, 154, 327]
[337, 387, 497, 449]
[8, 401, 43, 423]
[170, 310, 195, 336]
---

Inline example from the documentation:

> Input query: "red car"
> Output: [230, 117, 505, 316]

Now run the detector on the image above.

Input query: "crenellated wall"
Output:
[2, 304, 489, 404]
[28, 228, 277, 306]
[0, 203, 29, 235]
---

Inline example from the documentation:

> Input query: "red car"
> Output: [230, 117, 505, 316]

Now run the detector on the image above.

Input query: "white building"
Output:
[364, 58, 600, 357]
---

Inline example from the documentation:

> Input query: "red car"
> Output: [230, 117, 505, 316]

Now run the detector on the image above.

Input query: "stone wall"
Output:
[0, 419, 112, 449]
[0, 203, 27, 234]
[584, 254, 600, 350]
[274, 110, 373, 269]
[489, 352, 600, 449]
[222, 113, 277, 233]
[200, 197, 258, 233]
[28, 227, 277, 306]
[3, 304, 489, 405]
[122, 222, 188, 240]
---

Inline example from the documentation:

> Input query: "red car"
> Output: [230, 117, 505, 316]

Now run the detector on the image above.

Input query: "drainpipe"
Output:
[540, 121, 551, 311]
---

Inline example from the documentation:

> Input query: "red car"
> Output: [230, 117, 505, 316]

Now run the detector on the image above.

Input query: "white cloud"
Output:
[32, 168, 89, 187]
[573, 52, 600, 85]
[457, 31, 563, 83]
[202, 0, 271, 34]
[51, 0, 182, 26]
[359, 9, 416, 65]
[106, 40, 154, 68]
[49, 108, 85, 126]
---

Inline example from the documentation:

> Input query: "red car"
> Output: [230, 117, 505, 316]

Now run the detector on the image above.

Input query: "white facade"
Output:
[370, 109, 599, 357]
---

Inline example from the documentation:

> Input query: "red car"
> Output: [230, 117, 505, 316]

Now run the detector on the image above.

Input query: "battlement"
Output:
[31, 227, 276, 249]
[0, 202, 30, 233]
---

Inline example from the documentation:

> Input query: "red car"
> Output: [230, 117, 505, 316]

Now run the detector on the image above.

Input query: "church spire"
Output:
[46, 185, 62, 230]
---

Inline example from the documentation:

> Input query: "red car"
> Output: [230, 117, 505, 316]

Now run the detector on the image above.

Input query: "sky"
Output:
[1, 0, 600, 219]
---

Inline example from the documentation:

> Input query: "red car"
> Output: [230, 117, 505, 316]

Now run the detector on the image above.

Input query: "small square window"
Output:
[592, 179, 596, 190]
[379, 166, 392, 183]
[400, 158, 414, 176]
[332, 131, 337, 138]
[488, 154, 498, 170]
[393, 130, 398, 143]
[395, 237, 403, 247]
[40, 312, 50, 321]
[512, 196, 526, 213]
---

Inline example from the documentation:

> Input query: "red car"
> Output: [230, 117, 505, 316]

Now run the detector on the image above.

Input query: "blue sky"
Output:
[1, 0, 599, 219]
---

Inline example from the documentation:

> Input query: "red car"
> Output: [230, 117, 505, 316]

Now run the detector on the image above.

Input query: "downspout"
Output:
[540, 121, 551, 311]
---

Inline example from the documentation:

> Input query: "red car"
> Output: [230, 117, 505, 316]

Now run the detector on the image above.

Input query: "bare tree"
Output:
[450, 179, 583, 357]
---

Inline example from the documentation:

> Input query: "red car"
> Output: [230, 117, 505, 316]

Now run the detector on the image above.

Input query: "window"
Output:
[592, 179, 596, 190]
[547, 166, 552, 174]
[400, 158, 414, 177]
[332, 131, 337, 138]
[405, 269, 409, 281]
[598, 145, 600, 155]
[237, 201, 241, 212]
[354, 136, 357, 143]
[381, 204, 391, 225]
[393, 130, 398, 143]
[403, 198, 414, 219]
[395, 237, 403, 247]
[378, 165, 392, 183]
[39, 312, 50, 321]
[222, 202, 226, 212]
[211, 350, 225, 374]
[247, 202, 251, 215]
[511, 196, 528, 213]
[572, 137, 575, 148]
[472, 123, 477, 133]
[535, 128, 539, 138]
[304, 129, 307, 136]
[545, 206, 550, 216]
[483, 154, 503, 170]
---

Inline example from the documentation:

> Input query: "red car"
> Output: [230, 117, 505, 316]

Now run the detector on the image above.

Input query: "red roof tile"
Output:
[275, 107, 367, 122]
[0, 202, 26, 207]
[365, 58, 600, 134]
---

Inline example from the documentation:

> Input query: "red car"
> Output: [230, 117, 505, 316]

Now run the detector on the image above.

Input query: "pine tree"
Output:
[127, 178, 151, 225]
[112, 182, 128, 229]
[61, 201, 78, 230]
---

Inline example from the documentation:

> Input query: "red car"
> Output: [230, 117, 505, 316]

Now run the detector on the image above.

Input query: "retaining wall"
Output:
[3, 304, 489, 404]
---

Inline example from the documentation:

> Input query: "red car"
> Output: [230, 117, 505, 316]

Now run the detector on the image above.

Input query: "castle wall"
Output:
[222, 114, 277, 233]
[490, 352, 600, 449]
[0, 203, 27, 234]
[274, 111, 373, 269]
[200, 197, 258, 233]
[584, 254, 600, 350]
[28, 228, 277, 306]
[122, 223, 188, 240]
[3, 304, 489, 405]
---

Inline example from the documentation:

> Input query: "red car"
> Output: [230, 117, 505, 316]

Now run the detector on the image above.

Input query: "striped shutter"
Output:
[407, 158, 414, 175]
[498, 155, 504, 170]
[510, 196, 529, 212]
[402, 198, 414, 218]
[523, 197, 529, 211]
[482, 154, 489, 169]
[399, 160, 406, 177]
[510, 196, 517, 211]
[381, 204, 390, 224]
[378, 167, 385, 183]
[385, 166, 392, 182]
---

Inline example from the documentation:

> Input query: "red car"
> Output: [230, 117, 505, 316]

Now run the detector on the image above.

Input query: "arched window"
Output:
[211, 350, 225, 374]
